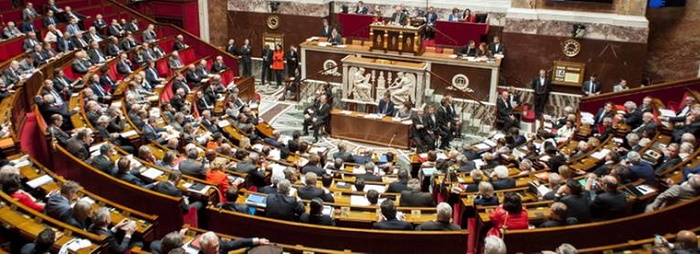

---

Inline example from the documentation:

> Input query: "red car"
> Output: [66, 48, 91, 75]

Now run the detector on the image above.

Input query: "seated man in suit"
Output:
[147, 170, 202, 212]
[45, 181, 81, 222]
[301, 154, 326, 176]
[47, 114, 72, 146]
[633, 112, 658, 138]
[389, 6, 407, 26]
[357, 161, 383, 182]
[415, 202, 461, 230]
[302, 95, 330, 143]
[618, 101, 643, 129]
[387, 168, 411, 194]
[458, 40, 477, 57]
[168, 51, 184, 70]
[297, 172, 334, 202]
[496, 90, 518, 131]
[590, 175, 627, 220]
[376, 92, 395, 116]
[332, 142, 354, 162]
[198, 231, 269, 254]
[327, 28, 343, 45]
[265, 179, 306, 221]
[65, 129, 93, 160]
[581, 74, 601, 97]
[89, 208, 142, 253]
[142, 117, 167, 144]
[489, 165, 515, 190]
[646, 174, 700, 212]
[300, 198, 335, 226]
[217, 187, 249, 213]
[90, 143, 117, 175]
[115, 157, 149, 187]
[178, 147, 206, 179]
[400, 178, 435, 207]
[210, 55, 228, 73]
[20, 228, 55, 254]
[373, 199, 413, 230]
[656, 143, 682, 173]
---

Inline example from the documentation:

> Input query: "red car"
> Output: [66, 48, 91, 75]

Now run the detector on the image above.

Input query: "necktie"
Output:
[589, 83, 594, 93]
[125, 61, 132, 73]
[52, 90, 64, 105]
[202, 98, 210, 108]
[95, 84, 106, 96]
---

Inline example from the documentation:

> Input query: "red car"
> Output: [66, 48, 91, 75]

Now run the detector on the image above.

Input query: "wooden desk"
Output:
[301, 41, 501, 103]
[330, 109, 411, 149]
[369, 24, 422, 55]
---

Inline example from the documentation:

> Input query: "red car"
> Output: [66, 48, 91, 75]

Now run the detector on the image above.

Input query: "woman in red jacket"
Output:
[271, 44, 285, 88]
[2, 175, 45, 211]
[487, 192, 529, 238]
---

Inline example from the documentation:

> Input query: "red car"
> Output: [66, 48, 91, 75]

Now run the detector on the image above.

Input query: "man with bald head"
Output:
[646, 174, 700, 212]
[590, 175, 626, 220]
[675, 230, 699, 252]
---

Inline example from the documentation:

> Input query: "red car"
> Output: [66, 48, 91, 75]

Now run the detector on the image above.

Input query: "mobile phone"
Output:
[654, 234, 663, 243]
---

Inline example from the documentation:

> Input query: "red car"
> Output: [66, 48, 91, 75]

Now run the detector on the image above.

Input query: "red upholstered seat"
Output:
[220, 69, 234, 85]
[180, 48, 195, 65]
[63, 66, 77, 80]
[156, 58, 171, 77]
[183, 206, 198, 228]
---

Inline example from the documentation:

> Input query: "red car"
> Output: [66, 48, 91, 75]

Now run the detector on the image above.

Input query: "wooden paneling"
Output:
[501, 33, 647, 95]
[228, 11, 327, 56]
[431, 63, 493, 102]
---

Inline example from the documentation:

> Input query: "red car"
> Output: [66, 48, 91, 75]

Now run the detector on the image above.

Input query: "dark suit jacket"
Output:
[300, 213, 335, 226]
[142, 124, 165, 143]
[333, 151, 354, 162]
[265, 193, 305, 221]
[490, 178, 516, 190]
[88, 226, 131, 253]
[297, 186, 334, 203]
[387, 179, 408, 193]
[218, 202, 249, 214]
[178, 159, 205, 179]
[117, 60, 132, 75]
[531, 76, 551, 95]
[357, 173, 383, 182]
[416, 220, 461, 231]
[301, 165, 326, 176]
[234, 161, 256, 174]
[591, 190, 627, 220]
[459, 46, 477, 57]
[390, 12, 408, 26]
[377, 99, 395, 115]
[656, 156, 682, 173]
[91, 155, 116, 175]
[582, 80, 601, 95]
[488, 42, 505, 54]
[45, 193, 72, 222]
[48, 125, 71, 146]
[320, 25, 332, 38]
[624, 108, 643, 129]
[558, 194, 592, 223]
[399, 190, 435, 207]
[107, 43, 122, 57]
[594, 108, 613, 125]
[373, 219, 413, 230]
[211, 62, 227, 73]
[66, 138, 89, 160]
[496, 97, 513, 122]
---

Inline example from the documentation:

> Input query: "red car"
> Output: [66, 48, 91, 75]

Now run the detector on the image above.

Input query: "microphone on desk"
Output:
[388, 132, 396, 148]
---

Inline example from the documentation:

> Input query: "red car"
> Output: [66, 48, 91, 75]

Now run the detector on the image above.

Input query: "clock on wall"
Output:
[562, 39, 581, 57]
[266, 15, 281, 30]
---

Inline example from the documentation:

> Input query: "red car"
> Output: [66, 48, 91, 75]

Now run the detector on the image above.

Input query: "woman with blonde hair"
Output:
[207, 157, 230, 202]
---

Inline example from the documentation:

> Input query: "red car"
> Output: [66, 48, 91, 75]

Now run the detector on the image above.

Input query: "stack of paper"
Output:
[217, 120, 231, 128]
[141, 168, 164, 180]
[26, 175, 53, 188]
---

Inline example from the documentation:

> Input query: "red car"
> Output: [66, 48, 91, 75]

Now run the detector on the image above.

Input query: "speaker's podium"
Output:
[369, 23, 422, 55]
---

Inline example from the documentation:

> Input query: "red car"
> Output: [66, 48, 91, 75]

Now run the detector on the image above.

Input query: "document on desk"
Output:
[350, 195, 370, 206]
[26, 175, 53, 189]
[65, 238, 92, 252]
[141, 168, 164, 180]
[590, 149, 611, 160]
[251, 143, 264, 152]
[217, 120, 230, 128]
[309, 146, 328, 154]
[658, 109, 675, 117]
[363, 184, 386, 194]
[120, 130, 138, 138]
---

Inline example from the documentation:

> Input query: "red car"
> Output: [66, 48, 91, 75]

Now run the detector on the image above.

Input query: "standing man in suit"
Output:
[377, 92, 395, 115]
[424, 6, 438, 39]
[285, 45, 299, 77]
[45, 181, 81, 222]
[225, 39, 238, 55]
[303, 94, 330, 143]
[142, 24, 157, 43]
[489, 36, 506, 55]
[373, 199, 413, 230]
[355, 1, 368, 14]
[582, 74, 601, 96]
[260, 44, 273, 85]
[425, 104, 450, 149]
[320, 19, 332, 38]
[399, 179, 435, 207]
[23, 3, 39, 20]
[44, 10, 58, 27]
[265, 180, 306, 221]
[531, 69, 551, 117]
[240, 39, 252, 77]
[390, 6, 407, 26]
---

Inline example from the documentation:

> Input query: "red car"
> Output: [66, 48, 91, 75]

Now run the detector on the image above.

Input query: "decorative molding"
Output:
[506, 7, 649, 28]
